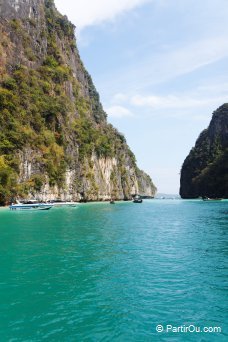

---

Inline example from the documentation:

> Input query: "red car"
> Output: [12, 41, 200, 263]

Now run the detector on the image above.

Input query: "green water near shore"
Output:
[0, 200, 227, 341]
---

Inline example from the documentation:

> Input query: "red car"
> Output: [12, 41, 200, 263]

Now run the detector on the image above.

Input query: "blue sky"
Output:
[55, 0, 228, 194]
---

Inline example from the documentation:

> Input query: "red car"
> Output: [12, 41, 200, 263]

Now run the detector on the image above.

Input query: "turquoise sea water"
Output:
[0, 200, 227, 341]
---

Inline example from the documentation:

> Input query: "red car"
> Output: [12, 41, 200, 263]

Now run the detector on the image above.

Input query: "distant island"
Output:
[0, 0, 156, 205]
[180, 104, 228, 199]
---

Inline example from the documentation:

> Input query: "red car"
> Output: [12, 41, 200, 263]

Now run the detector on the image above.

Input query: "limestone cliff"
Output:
[0, 0, 156, 203]
[180, 104, 228, 199]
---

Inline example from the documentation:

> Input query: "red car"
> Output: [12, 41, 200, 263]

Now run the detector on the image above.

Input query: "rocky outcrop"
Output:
[0, 0, 156, 203]
[17, 148, 156, 201]
[180, 104, 228, 199]
[0, 0, 43, 19]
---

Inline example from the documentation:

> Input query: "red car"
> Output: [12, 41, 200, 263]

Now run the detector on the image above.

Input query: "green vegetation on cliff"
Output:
[0, 0, 156, 204]
[180, 104, 228, 198]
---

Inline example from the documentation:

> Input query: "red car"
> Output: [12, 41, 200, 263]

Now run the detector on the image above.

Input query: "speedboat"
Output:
[9, 201, 54, 211]
[133, 195, 143, 203]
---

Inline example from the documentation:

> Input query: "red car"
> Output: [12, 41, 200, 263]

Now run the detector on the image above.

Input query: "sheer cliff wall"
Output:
[0, 0, 156, 203]
[180, 104, 228, 199]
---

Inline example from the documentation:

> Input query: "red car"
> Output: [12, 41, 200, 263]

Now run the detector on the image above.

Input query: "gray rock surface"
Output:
[0, 0, 157, 202]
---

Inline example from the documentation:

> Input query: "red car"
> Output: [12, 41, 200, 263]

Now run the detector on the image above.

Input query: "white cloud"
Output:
[148, 36, 228, 86]
[112, 93, 128, 103]
[130, 94, 227, 110]
[105, 105, 134, 118]
[98, 36, 228, 94]
[55, 0, 151, 30]
[106, 86, 227, 121]
[129, 91, 228, 121]
[197, 82, 228, 93]
[164, 37, 228, 79]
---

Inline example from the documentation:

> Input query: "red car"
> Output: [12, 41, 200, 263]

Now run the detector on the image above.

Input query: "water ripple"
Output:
[0, 200, 227, 341]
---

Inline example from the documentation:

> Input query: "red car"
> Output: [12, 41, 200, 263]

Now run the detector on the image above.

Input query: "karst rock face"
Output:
[0, 0, 156, 204]
[0, 0, 43, 18]
[180, 104, 228, 199]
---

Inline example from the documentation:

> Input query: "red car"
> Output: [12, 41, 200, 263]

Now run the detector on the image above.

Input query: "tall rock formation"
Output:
[0, 0, 156, 204]
[180, 104, 228, 198]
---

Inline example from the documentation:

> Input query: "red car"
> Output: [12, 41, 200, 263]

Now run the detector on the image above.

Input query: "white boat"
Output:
[9, 201, 54, 211]
[132, 195, 143, 203]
